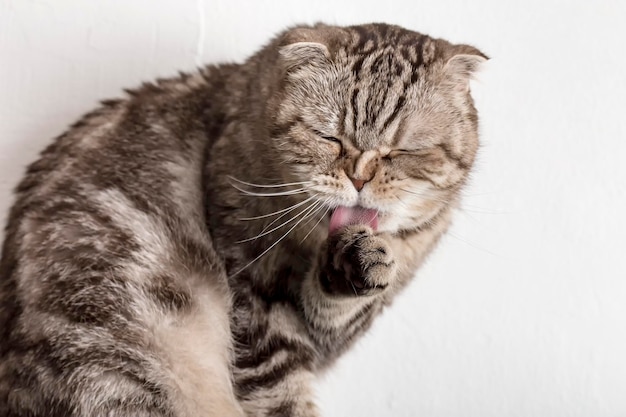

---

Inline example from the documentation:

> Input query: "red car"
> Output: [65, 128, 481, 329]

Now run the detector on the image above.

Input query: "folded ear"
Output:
[278, 41, 331, 73]
[278, 25, 348, 74]
[443, 45, 488, 92]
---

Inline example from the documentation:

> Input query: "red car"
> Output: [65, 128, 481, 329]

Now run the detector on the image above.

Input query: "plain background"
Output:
[1, 1, 625, 416]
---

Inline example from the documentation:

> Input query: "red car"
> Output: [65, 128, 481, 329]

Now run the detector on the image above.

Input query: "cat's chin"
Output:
[372, 212, 409, 235]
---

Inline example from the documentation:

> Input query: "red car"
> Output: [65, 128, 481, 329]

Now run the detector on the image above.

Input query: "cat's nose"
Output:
[349, 176, 368, 192]
[350, 150, 378, 192]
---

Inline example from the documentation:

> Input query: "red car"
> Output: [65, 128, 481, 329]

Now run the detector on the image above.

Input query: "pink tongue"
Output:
[329, 206, 378, 235]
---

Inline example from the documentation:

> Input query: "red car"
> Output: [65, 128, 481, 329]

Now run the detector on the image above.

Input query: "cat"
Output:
[0, 23, 486, 417]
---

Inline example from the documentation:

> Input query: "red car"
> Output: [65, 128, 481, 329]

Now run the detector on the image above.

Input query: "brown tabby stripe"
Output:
[381, 93, 406, 132]
[235, 355, 311, 397]
[266, 401, 296, 417]
[350, 87, 360, 134]
[234, 336, 314, 370]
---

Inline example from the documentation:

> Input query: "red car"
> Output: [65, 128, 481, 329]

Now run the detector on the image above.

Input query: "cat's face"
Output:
[270, 24, 486, 234]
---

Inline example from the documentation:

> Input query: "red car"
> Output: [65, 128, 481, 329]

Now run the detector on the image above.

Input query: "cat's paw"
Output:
[322, 225, 397, 297]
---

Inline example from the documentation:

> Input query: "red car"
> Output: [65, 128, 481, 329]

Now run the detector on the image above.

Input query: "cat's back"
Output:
[0, 68, 243, 417]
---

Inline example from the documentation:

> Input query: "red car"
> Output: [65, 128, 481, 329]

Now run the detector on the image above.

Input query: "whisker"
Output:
[400, 188, 451, 205]
[231, 182, 308, 197]
[229, 200, 325, 278]
[258, 194, 318, 234]
[236, 200, 321, 243]
[401, 188, 504, 214]
[456, 206, 509, 215]
[228, 176, 311, 189]
[446, 230, 502, 258]
[349, 279, 359, 296]
[302, 202, 324, 234]
[238, 195, 316, 221]
[300, 205, 331, 244]
[294, 203, 324, 233]
[394, 195, 410, 208]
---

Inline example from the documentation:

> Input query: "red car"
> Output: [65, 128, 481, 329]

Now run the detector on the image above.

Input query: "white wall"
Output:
[1, 1, 625, 416]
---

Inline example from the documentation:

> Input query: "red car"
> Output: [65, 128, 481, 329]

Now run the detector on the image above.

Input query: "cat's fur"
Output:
[0, 23, 486, 416]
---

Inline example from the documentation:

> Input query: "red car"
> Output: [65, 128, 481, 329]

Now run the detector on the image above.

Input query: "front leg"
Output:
[231, 278, 322, 417]
[301, 225, 398, 359]
[236, 366, 320, 417]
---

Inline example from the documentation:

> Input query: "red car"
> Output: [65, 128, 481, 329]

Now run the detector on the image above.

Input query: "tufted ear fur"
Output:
[443, 45, 488, 92]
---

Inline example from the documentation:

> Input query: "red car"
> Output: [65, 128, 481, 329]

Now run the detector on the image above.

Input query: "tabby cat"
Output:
[0, 23, 486, 416]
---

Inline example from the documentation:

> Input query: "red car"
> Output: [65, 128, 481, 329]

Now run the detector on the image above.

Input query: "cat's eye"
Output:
[383, 149, 418, 161]
[323, 136, 341, 144]
[313, 130, 341, 144]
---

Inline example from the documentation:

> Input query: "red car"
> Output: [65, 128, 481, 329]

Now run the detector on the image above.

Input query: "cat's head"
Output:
[265, 23, 487, 234]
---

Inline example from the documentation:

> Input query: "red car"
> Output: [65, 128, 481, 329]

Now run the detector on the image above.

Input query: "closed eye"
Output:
[313, 130, 342, 144]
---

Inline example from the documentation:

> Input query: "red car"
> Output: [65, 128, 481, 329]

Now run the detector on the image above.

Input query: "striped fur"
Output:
[0, 24, 486, 416]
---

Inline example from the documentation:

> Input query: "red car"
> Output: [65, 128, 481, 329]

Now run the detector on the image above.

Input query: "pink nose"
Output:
[349, 177, 367, 192]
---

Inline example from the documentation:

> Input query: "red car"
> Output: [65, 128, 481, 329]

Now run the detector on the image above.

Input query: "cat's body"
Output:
[0, 24, 486, 416]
